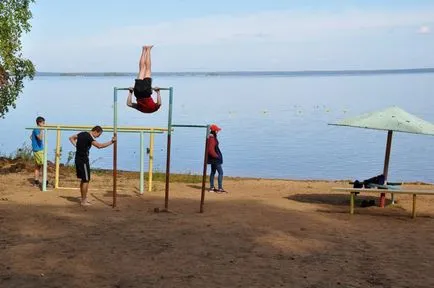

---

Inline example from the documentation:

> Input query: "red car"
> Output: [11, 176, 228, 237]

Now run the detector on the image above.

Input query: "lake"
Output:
[1, 72, 433, 183]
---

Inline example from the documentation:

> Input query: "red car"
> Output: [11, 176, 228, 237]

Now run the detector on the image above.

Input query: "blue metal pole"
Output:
[164, 87, 174, 210]
[113, 87, 118, 208]
[140, 131, 144, 194]
[42, 128, 48, 192]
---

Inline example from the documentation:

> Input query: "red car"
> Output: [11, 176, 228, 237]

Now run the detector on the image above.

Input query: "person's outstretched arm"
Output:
[154, 88, 161, 106]
[127, 88, 138, 109]
[69, 134, 78, 147]
[92, 136, 116, 149]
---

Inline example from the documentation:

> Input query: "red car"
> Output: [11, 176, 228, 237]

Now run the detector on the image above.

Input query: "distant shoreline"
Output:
[36, 68, 434, 78]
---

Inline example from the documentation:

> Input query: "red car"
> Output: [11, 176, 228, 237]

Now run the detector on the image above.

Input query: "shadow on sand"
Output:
[1, 190, 433, 288]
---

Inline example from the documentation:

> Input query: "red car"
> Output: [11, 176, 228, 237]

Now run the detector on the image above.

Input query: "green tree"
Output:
[0, 0, 36, 118]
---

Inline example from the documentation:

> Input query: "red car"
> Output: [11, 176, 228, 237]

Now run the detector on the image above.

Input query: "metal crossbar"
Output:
[115, 87, 171, 91]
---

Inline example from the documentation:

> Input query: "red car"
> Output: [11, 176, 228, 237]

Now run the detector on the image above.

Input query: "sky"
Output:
[21, 0, 434, 72]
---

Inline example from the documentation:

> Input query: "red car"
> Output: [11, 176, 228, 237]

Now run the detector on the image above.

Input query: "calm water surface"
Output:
[1, 73, 433, 183]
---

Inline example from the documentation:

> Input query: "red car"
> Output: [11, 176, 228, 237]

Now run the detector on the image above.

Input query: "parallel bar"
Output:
[115, 87, 171, 91]
[41, 125, 168, 131]
[113, 87, 118, 208]
[164, 87, 174, 210]
[55, 128, 61, 189]
[140, 131, 144, 194]
[172, 124, 209, 129]
[200, 125, 211, 213]
[26, 127, 164, 134]
[148, 130, 155, 192]
[42, 128, 48, 192]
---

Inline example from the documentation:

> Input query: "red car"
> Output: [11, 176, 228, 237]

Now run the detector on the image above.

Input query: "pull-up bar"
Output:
[172, 124, 209, 129]
[112, 86, 211, 213]
[165, 123, 210, 213]
[114, 87, 171, 91]
[112, 86, 173, 208]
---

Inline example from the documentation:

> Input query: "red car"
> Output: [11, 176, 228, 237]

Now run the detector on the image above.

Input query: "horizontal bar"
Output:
[57, 186, 130, 192]
[57, 187, 102, 191]
[42, 125, 168, 131]
[26, 127, 164, 134]
[172, 124, 209, 129]
[115, 87, 171, 91]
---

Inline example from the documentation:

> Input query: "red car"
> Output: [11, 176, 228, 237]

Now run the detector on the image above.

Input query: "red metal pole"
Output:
[113, 132, 117, 208]
[200, 129, 210, 213]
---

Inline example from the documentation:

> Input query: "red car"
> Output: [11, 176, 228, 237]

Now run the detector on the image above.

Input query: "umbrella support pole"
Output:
[380, 130, 394, 208]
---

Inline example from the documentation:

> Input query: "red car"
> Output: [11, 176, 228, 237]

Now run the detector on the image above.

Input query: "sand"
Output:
[1, 161, 434, 288]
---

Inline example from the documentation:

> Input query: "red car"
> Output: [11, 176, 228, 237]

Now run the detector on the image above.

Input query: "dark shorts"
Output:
[134, 78, 152, 99]
[75, 158, 91, 182]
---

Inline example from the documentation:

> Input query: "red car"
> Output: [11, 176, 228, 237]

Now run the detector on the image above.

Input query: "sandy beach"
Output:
[1, 159, 434, 288]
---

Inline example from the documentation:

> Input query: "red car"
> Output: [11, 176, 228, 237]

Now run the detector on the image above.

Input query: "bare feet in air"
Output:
[144, 45, 154, 50]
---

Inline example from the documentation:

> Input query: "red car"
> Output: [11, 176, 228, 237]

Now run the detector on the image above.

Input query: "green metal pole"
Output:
[42, 128, 48, 192]
[164, 87, 174, 210]
[148, 130, 155, 192]
[140, 131, 144, 194]
[113, 87, 118, 208]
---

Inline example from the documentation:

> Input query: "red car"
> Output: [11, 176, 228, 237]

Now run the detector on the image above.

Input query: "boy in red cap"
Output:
[126, 45, 161, 113]
[207, 124, 226, 193]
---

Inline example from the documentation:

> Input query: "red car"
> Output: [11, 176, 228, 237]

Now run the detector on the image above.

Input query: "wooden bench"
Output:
[332, 187, 434, 218]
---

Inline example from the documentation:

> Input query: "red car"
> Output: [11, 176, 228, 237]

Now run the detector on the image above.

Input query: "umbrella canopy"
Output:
[329, 106, 434, 135]
[329, 106, 434, 207]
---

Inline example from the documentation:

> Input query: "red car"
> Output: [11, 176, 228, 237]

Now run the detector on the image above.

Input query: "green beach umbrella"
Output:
[329, 106, 434, 206]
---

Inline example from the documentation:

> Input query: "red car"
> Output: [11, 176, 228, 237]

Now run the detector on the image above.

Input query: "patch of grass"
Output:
[10, 142, 33, 162]
[151, 172, 203, 183]
[60, 166, 204, 183]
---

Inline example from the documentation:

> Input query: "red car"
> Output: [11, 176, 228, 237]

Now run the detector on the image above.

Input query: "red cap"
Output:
[210, 124, 221, 132]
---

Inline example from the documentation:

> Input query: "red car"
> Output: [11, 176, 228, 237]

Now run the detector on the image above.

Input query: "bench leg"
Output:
[350, 192, 355, 215]
[412, 194, 416, 219]
[380, 192, 386, 208]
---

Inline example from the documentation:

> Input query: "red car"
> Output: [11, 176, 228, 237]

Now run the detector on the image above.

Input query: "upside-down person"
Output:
[126, 45, 161, 113]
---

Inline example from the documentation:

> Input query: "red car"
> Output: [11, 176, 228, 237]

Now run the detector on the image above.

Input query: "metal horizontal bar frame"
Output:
[172, 124, 209, 129]
[115, 87, 171, 91]
[26, 127, 165, 134]
[39, 125, 168, 131]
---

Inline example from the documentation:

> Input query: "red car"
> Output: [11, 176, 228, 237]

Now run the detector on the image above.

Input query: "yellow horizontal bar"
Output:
[43, 124, 168, 131]
[26, 127, 165, 134]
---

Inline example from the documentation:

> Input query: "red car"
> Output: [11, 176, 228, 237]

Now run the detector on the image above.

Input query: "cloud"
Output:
[45, 8, 434, 48]
[25, 7, 434, 71]
[418, 25, 431, 34]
